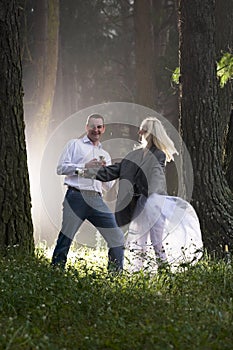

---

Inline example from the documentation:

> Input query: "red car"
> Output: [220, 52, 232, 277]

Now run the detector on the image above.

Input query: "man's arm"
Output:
[57, 139, 82, 175]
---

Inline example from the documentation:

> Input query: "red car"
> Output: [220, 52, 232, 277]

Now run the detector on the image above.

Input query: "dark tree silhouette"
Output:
[0, 0, 34, 253]
[178, 0, 233, 253]
[215, 0, 233, 191]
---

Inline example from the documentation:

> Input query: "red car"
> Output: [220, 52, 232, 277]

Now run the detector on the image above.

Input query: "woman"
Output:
[127, 117, 203, 271]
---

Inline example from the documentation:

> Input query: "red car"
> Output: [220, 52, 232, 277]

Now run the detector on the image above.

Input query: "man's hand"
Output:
[85, 158, 102, 168]
[83, 168, 99, 179]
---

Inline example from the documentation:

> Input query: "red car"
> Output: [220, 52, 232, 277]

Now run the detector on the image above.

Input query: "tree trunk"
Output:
[215, 0, 233, 191]
[29, 0, 59, 147]
[225, 108, 233, 191]
[0, 0, 34, 254]
[178, 0, 233, 253]
[134, 0, 158, 109]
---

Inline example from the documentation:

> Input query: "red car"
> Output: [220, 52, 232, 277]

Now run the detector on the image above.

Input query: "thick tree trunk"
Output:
[178, 0, 233, 253]
[29, 0, 59, 146]
[225, 109, 233, 191]
[215, 0, 233, 191]
[134, 0, 158, 109]
[0, 0, 34, 254]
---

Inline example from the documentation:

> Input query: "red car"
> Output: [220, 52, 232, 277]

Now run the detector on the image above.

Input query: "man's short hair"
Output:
[86, 113, 105, 125]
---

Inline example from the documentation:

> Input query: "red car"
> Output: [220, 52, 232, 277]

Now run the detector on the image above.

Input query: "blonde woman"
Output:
[127, 117, 203, 271]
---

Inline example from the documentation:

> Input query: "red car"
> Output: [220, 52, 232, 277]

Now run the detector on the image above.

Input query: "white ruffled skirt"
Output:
[127, 194, 203, 271]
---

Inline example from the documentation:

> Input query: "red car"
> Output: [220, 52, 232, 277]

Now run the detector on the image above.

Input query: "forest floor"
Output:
[0, 246, 233, 349]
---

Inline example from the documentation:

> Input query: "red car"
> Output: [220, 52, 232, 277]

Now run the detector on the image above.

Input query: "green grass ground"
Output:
[0, 247, 233, 350]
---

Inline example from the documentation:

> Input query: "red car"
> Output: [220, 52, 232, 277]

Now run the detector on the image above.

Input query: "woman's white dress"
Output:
[127, 193, 203, 271]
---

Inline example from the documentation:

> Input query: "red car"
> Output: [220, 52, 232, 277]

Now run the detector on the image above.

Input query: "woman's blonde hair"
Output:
[140, 117, 178, 162]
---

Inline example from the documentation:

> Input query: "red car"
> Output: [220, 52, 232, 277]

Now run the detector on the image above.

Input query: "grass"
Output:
[0, 246, 233, 349]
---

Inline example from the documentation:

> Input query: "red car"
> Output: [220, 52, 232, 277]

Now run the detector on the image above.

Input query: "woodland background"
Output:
[0, 0, 233, 255]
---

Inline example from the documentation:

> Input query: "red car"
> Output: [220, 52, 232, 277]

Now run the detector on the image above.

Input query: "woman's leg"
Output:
[150, 214, 167, 262]
[128, 232, 149, 272]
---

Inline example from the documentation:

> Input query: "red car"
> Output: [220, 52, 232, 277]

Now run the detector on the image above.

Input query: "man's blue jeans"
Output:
[51, 188, 124, 271]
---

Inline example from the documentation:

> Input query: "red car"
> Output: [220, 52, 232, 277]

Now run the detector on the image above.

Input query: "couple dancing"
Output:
[51, 113, 203, 272]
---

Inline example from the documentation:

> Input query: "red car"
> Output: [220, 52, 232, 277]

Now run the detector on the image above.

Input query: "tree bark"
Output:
[0, 0, 34, 254]
[178, 0, 233, 253]
[225, 108, 233, 191]
[29, 0, 59, 147]
[215, 0, 233, 191]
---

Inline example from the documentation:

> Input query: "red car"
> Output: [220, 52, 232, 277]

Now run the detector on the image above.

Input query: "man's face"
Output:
[86, 117, 105, 143]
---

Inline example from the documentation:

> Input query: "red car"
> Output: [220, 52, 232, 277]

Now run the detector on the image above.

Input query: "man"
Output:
[51, 114, 125, 272]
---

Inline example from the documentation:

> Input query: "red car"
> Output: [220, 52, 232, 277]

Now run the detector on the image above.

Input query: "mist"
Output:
[21, 1, 181, 249]
[25, 102, 191, 250]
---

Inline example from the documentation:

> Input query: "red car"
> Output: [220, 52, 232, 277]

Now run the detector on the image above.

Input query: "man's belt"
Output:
[68, 186, 101, 196]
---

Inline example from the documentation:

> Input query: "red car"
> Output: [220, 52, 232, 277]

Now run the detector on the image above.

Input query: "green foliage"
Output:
[172, 52, 233, 88]
[171, 66, 180, 85]
[1, 247, 233, 349]
[217, 52, 233, 87]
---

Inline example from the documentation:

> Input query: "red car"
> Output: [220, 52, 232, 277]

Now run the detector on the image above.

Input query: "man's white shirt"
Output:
[57, 135, 114, 194]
